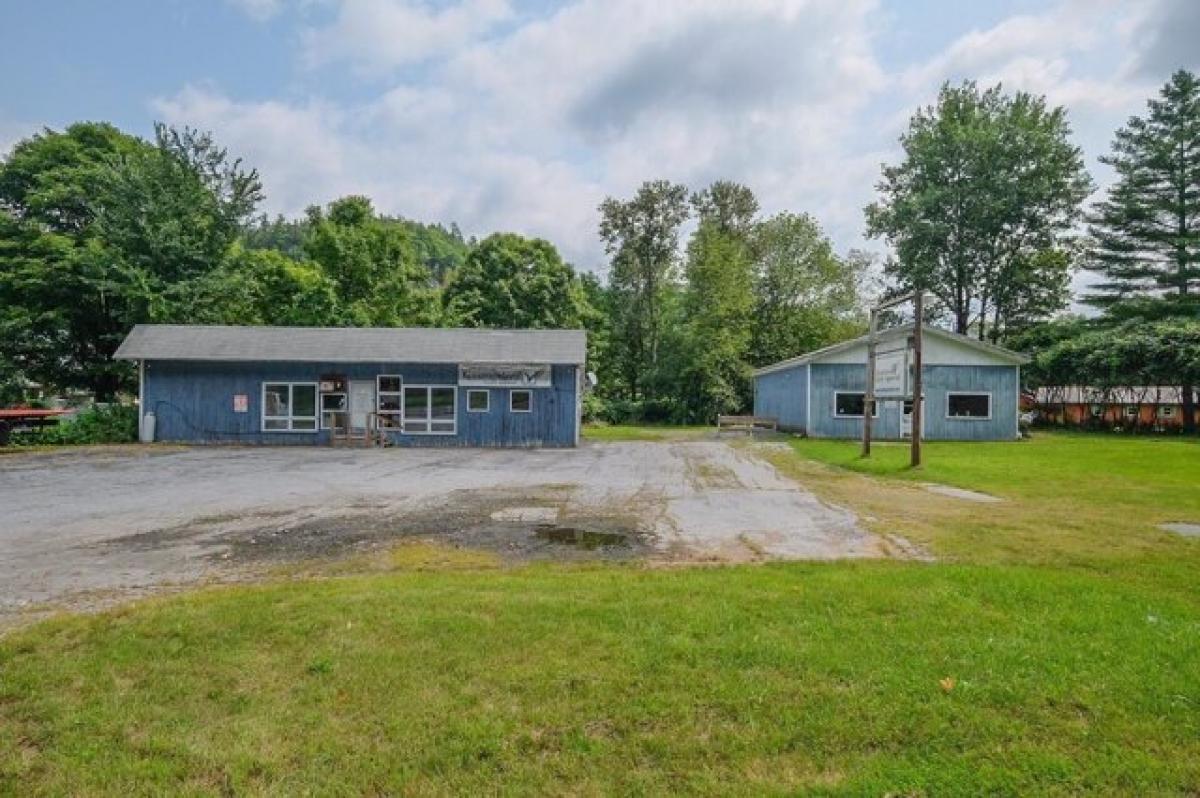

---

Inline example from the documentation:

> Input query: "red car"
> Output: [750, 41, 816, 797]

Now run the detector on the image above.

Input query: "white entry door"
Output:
[902, 397, 925, 439]
[349, 380, 376, 431]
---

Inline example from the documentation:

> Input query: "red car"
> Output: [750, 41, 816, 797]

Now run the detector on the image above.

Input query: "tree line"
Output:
[0, 123, 865, 423]
[1, 69, 1197, 430]
[592, 180, 865, 422]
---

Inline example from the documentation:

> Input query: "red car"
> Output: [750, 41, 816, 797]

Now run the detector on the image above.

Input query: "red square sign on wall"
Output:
[233, 394, 248, 413]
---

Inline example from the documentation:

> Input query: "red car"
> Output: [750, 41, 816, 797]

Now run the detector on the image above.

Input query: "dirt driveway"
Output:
[0, 441, 884, 619]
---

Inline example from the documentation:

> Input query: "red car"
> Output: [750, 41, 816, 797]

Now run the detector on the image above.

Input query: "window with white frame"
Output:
[377, 375, 402, 427]
[320, 391, 347, 429]
[947, 392, 991, 419]
[1158, 405, 1176, 418]
[467, 389, 490, 412]
[510, 389, 532, 413]
[833, 392, 877, 418]
[403, 385, 456, 434]
[262, 382, 318, 432]
[1124, 405, 1138, 417]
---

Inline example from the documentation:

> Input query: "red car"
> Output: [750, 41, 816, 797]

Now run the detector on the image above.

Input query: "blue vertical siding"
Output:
[143, 360, 578, 447]
[753, 364, 808, 431]
[922, 365, 1018, 441]
[795, 363, 1017, 441]
[807, 364, 902, 439]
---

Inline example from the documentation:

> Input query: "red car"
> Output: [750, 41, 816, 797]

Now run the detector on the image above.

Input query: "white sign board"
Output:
[459, 363, 552, 388]
[874, 349, 909, 399]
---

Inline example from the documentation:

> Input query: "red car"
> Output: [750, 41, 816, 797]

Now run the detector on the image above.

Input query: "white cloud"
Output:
[157, 0, 888, 269]
[301, 0, 514, 73]
[152, 0, 1185, 301]
[152, 86, 368, 215]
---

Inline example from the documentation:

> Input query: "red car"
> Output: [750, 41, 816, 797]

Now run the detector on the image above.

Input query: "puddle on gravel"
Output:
[533, 525, 628, 549]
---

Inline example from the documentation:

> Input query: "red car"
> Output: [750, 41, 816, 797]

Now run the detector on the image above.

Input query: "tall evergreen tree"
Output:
[1088, 69, 1200, 431]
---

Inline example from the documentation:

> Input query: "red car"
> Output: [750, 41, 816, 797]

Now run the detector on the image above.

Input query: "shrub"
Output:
[12, 404, 138, 446]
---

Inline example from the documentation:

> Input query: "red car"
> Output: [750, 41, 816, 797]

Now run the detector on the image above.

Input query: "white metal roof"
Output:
[114, 324, 587, 365]
[753, 324, 1029, 376]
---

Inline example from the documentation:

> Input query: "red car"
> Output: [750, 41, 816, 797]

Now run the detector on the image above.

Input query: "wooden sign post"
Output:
[910, 291, 924, 468]
[862, 309, 877, 458]
[862, 290, 928, 467]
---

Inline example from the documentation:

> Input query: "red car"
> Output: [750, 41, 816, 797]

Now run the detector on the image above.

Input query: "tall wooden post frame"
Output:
[862, 291, 929, 467]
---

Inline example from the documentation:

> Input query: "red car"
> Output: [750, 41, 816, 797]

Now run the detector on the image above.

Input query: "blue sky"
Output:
[3, 0, 1198, 295]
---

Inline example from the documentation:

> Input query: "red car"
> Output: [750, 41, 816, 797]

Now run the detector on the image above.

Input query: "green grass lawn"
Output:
[582, 422, 713, 441]
[2, 433, 1199, 795]
[789, 431, 1200, 507]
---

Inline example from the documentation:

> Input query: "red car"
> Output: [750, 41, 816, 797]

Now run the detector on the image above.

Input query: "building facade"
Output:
[1029, 385, 1199, 430]
[114, 325, 586, 447]
[753, 326, 1028, 441]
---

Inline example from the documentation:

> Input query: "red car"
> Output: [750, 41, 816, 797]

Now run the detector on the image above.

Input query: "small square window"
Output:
[510, 390, 532, 413]
[467, 389, 490, 412]
[1159, 405, 1175, 418]
[1125, 405, 1138, 417]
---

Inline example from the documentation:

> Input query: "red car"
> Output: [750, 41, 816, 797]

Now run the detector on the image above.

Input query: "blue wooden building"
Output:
[753, 325, 1028, 441]
[114, 325, 586, 447]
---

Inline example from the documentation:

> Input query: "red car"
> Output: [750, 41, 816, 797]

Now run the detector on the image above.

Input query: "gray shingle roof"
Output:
[114, 325, 587, 365]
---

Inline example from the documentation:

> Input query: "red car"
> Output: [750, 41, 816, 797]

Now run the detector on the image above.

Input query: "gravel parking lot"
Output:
[0, 441, 883, 620]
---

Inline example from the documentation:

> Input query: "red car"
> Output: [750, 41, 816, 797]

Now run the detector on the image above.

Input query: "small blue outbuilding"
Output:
[753, 325, 1028, 441]
[115, 325, 586, 447]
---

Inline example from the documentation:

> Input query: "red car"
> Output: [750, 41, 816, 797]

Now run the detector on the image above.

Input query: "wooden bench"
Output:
[716, 415, 778, 434]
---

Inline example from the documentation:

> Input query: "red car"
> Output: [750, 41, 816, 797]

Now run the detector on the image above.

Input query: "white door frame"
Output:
[902, 396, 925, 439]
[348, 380, 376, 431]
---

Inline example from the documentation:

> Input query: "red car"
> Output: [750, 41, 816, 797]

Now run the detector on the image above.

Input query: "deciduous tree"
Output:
[598, 180, 690, 400]
[866, 81, 1092, 342]
[443, 233, 590, 329]
[750, 213, 865, 366]
[303, 196, 437, 326]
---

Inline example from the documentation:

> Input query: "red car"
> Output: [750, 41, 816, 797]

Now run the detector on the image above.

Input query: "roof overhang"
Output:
[753, 324, 1029, 377]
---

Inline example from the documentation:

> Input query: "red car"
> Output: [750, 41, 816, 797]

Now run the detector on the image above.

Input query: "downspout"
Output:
[575, 365, 582, 447]
[1014, 364, 1021, 440]
[805, 363, 812, 435]
[138, 359, 145, 443]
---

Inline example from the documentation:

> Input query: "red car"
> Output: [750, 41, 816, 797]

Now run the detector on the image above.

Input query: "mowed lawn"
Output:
[2, 434, 1200, 795]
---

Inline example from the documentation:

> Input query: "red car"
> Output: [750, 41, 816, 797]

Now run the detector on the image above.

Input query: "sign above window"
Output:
[459, 363, 551, 388]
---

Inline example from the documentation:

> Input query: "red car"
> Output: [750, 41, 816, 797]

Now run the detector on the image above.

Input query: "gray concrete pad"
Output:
[922, 483, 1002, 503]
[1160, 522, 1200, 538]
[0, 441, 883, 618]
